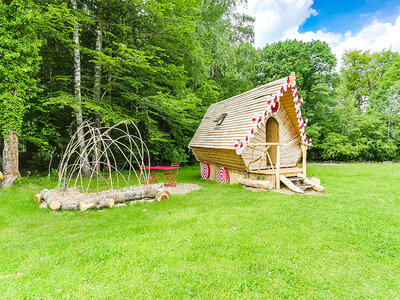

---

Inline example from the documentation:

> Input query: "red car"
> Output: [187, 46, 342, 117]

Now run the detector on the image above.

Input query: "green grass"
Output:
[1, 163, 400, 298]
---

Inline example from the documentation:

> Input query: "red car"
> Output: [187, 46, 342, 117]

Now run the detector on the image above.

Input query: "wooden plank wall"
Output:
[241, 92, 301, 169]
[191, 147, 247, 171]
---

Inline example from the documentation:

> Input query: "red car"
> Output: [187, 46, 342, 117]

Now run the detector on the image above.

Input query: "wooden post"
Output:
[302, 144, 307, 177]
[289, 72, 296, 88]
[276, 144, 280, 189]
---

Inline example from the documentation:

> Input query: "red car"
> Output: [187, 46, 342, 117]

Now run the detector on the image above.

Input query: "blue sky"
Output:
[239, 0, 400, 66]
[300, 0, 400, 34]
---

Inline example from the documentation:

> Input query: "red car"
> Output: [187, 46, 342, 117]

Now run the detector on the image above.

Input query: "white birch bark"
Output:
[71, 0, 90, 176]
[93, 22, 103, 170]
[94, 22, 102, 127]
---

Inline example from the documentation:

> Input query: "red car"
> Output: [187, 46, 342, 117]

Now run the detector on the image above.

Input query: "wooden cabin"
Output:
[189, 72, 323, 193]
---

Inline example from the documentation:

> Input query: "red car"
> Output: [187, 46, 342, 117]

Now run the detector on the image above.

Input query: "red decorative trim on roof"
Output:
[234, 78, 312, 155]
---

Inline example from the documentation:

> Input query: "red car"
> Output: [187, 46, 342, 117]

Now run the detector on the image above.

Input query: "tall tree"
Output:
[71, 0, 90, 175]
[256, 39, 338, 123]
[93, 21, 102, 127]
[340, 49, 397, 109]
[0, 0, 42, 187]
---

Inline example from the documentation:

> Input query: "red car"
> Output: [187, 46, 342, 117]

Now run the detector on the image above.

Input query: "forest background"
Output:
[1, 0, 400, 175]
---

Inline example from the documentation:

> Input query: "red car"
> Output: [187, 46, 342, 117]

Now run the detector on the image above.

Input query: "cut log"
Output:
[34, 194, 43, 202]
[155, 192, 169, 201]
[113, 187, 158, 203]
[61, 200, 79, 210]
[40, 189, 54, 204]
[239, 178, 273, 190]
[97, 197, 114, 209]
[309, 176, 321, 186]
[297, 173, 325, 192]
[80, 202, 97, 211]
[39, 203, 48, 209]
[0, 171, 4, 180]
[49, 201, 61, 211]
[81, 187, 159, 204]
[280, 175, 304, 194]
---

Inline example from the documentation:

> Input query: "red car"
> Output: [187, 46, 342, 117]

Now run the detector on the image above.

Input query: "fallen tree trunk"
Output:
[61, 200, 80, 210]
[239, 178, 273, 190]
[96, 197, 114, 209]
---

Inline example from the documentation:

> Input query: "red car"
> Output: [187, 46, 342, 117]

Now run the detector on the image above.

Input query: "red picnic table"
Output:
[144, 166, 181, 187]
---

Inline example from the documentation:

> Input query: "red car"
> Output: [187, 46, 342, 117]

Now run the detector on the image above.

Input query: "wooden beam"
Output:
[289, 72, 296, 88]
[247, 143, 287, 147]
[302, 144, 307, 177]
[239, 178, 273, 189]
[276, 144, 280, 189]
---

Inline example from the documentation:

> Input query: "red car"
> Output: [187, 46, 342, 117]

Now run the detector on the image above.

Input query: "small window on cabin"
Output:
[214, 113, 228, 126]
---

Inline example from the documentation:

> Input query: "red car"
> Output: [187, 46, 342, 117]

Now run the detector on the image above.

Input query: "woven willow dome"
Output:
[58, 120, 150, 193]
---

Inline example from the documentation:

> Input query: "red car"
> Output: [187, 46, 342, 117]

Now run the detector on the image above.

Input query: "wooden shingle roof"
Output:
[189, 73, 312, 154]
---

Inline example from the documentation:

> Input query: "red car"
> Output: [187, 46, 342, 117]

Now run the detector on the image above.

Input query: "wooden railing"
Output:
[247, 142, 307, 190]
[246, 145, 272, 173]
[246, 142, 287, 189]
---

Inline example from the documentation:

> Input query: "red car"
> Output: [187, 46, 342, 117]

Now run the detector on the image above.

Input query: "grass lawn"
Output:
[1, 163, 400, 298]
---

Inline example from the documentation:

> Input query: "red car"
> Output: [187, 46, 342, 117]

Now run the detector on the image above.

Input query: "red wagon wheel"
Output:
[217, 167, 229, 183]
[271, 101, 279, 114]
[201, 163, 210, 179]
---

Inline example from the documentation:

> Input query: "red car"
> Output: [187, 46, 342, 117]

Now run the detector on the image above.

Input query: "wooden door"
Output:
[266, 117, 279, 166]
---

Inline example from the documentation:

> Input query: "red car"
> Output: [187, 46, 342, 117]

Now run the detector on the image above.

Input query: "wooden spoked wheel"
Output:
[201, 163, 210, 179]
[217, 167, 229, 183]
[271, 101, 279, 114]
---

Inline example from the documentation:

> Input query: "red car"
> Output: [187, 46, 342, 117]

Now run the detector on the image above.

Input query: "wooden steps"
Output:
[280, 175, 304, 194]
[286, 176, 303, 181]
[296, 183, 313, 190]
[280, 173, 325, 193]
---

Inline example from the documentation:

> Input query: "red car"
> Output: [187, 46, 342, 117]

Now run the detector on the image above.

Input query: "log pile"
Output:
[35, 184, 169, 211]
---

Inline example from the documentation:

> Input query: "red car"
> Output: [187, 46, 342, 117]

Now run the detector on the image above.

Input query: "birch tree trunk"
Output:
[72, 0, 90, 176]
[1, 131, 20, 188]
[94, 22, 102, 127]
[92, 21, 103, 172]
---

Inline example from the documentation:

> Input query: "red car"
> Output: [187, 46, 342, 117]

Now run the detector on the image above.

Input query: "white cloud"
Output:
[238, 0, 400, 69]
[332, 17, 400, 64]
[240, 0, 317, 46]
